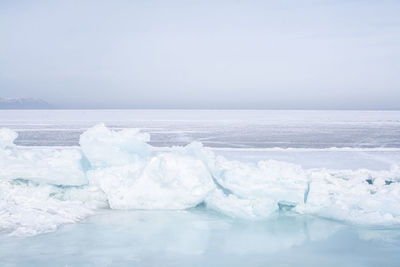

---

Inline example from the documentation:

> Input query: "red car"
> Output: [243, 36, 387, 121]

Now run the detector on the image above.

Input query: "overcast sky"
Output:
[1, 0, 399, 109]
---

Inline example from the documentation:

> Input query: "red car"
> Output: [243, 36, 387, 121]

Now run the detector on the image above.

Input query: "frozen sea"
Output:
[1, 110, 400, 266]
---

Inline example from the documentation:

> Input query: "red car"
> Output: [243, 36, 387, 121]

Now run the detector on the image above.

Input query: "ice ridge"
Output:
[1, 125, 400, 236]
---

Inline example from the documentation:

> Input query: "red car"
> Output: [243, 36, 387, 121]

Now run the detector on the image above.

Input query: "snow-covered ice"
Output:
[1, 121, 400, 236]
[1, 110, 400, 266]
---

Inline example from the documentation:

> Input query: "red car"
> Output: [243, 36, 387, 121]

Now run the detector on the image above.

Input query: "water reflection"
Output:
[1, 210, 400, 267]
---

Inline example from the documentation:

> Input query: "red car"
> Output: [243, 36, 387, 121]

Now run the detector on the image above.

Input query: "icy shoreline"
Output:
[1, 125, 400, 236]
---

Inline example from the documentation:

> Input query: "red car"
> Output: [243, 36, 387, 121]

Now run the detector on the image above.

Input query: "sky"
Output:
[0, 0, 399, 109]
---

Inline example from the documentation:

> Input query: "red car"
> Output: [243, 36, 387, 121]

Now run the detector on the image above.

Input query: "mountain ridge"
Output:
[0, 97, 53, 109]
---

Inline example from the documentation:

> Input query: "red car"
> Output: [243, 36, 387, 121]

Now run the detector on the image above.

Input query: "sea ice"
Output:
[0, 129, 86, 185]
[1, 125, 400, 236]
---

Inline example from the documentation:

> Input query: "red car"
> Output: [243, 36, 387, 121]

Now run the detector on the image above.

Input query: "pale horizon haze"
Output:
[1, 0, 399, 109]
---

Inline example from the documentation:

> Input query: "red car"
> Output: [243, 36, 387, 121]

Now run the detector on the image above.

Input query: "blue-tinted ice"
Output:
[1, 210, 400, 267]
[1, 110, 400, 266]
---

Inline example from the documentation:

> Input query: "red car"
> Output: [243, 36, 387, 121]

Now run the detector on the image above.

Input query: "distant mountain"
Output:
[0, 97, 53, 109]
